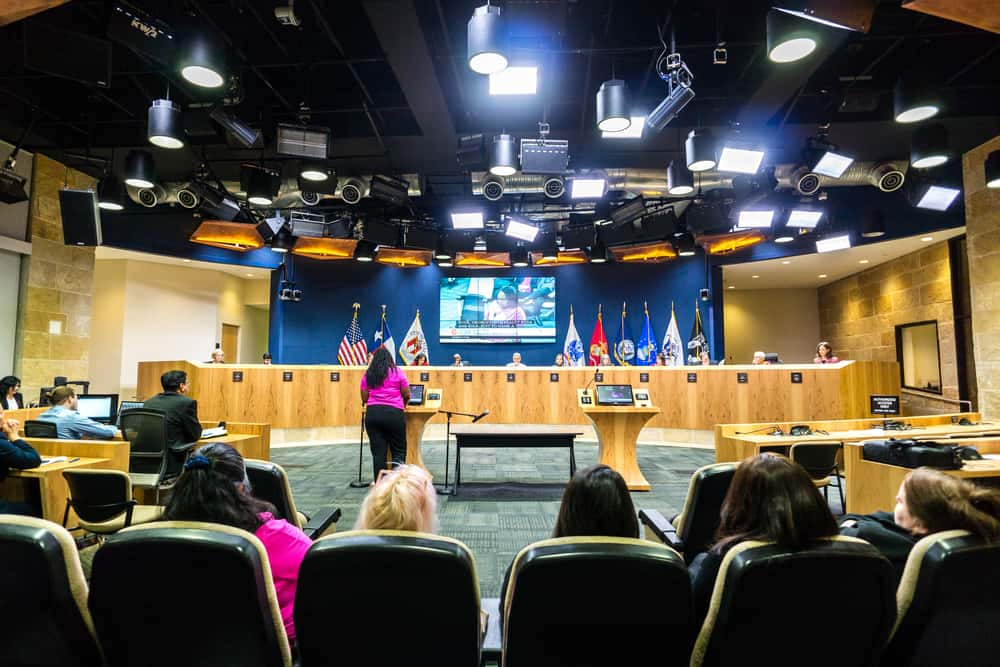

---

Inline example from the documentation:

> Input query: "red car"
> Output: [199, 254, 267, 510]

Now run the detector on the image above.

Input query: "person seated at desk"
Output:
[163, 443, 311, 646]
[699, 351, 712, 365]
[262, 353, 273, 365]
[840, 468, 1000, 583]
[751, 350, 770, 365]
[553, 354, 565, 367]
[354, 464, 438, 532]
[0, 375, 23, 410]
[37, 387, 117, 440]
[507, 352, 527, 368]
[143, 370, 203, 447]
[688, 453, 838, 626]
[655, 353, 667, 366]
[0, 409, 41, 516]
[814, 341, 840, 364]
[209, 348, 225, 364]
[413, 352, 429, 366]
[599, 353, 612, 366]
[452, 354, 463, 367]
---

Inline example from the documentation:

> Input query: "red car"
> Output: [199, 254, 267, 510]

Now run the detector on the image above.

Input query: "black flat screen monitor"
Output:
[595, 384, 634, 406]
[408, 384, 425, 405]
[764, 353, 780, 364]
[75, 393, 119, 423]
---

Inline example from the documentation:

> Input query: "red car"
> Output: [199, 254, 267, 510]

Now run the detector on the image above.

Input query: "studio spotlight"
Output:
[674, 232, 696, 256]
[437, 253, 455, 268]
[717, 140, 766, 174]
[354, 240, 378, 262]
[505, 217, 539, 242]
[124, 150, 155, 188]
[467, 4, 508, 75]
[510, 245, 530, 267]
[647, 53, 695, 132]
[767, 9, 818, 63]
[588, 239, 610, 263]
[179, 33, 225, 88]
[434, 241, 452, 260]
[270, 227, 296, 253]
[147, 99, 184, 149]
[595, 79, 631, 133]
[299, 162, 331, 182]
[602, 116, 646, 139]
[667, 160, 694, 195]
[987, 150, 1000, 189]
[816, 234, 851, 253]
[893, 73, 941, 124]
[685, 128, 716, 172]
[787, 208, 823, 229]
[451, 211, 484, 230]
[489, 134, 519, 176]
[913, 184, 961, 211]
[244, 165, 280, 206]
[570, 174, 608, 199]
[97, 176, 125, 211]
[910, 123, 950, 169]
[210, 107, 262, 149]
[861, 210, 886, 238]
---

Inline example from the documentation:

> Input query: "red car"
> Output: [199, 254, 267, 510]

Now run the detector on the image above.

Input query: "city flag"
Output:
[613, 302, 636, 366]
[635, 302, 657, 365]
[562, 307, 585, 367]
[400, 310, 429, 365]
[373, 306, 396, 361]
[662, 302, 684, 366]
[337, 304, 368, 366]
[687, 300, 708, 364]
[588, 305, 608, 366]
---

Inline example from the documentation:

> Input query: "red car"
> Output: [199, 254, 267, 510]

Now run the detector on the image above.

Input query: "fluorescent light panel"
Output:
[816, 234, 851, 253]
[788, 209, 823, 228]
[451, 212, 484, 229]
[570, 177, 607, 199]
[505, 218, 539, 242]
[916, 185, 960, 211]
[736, 209, 775, 229]
[812, 151, 853, 178]
[717, 146, 765, 174]
[489, 66, 537, 95]
[602, 116, 646, 139]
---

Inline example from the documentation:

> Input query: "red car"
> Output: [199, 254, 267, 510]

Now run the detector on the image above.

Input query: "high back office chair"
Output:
[89, 521, 291, 667]
[54, 376, 90, 395]
[119, 408, 191, 503]
[62, 469, 163, 535]
[24, 419, 58, 438]
[690, 536, 895, 667]
[295, 530, 481, 666]
[883, 530, 1000, 666]
[502, 537, 693, 667]
[638, 462, 737, 563]
[244, 459, 341, 539]
[0, 515, 104, 667]
[790, 442, 846, 514]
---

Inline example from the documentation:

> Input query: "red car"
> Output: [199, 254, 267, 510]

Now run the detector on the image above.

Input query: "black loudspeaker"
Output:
[59, 189, 103, 247]
[597, 220, 640, 247]
[561, 224, 595, 250]
[441, 231, 477, 253]
[24, 22, 112, 88]
[362, 218, 399, 246]
[404, 226, 438, 251]
[640, 208, 677, 240]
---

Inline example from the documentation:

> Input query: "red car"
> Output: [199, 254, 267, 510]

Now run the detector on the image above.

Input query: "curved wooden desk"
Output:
[581, 406, 661, 491]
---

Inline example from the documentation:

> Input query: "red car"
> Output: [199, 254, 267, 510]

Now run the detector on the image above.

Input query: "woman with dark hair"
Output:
[413, 352, 428, 366]
[814, 341, 840, 364]
[361, 346, 410, 481]
[163, 442, 311, 645]
[0, 376, 22, 410]
[689, 453, 838, 624]
[840, 467, 1000, 582]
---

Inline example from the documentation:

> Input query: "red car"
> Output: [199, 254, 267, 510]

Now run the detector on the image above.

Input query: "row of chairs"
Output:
[1, 515, 997, 667]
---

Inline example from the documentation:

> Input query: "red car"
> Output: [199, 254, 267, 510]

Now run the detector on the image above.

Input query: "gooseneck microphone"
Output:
[472, 409, 491, 423]
[584, 366, 600, 394]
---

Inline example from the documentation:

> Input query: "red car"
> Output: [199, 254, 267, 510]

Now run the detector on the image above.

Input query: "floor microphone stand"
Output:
[349, 410, 369, 488]
[436, 411, 455, 496]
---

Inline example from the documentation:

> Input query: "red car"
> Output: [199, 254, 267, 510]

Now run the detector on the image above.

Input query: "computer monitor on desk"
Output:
[764, 353, 781, 364]
[75, 394, 119, 424]
[595, 384, 634, 406]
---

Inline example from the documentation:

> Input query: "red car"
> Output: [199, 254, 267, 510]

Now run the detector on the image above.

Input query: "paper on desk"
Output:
[40, 456, 68, 465]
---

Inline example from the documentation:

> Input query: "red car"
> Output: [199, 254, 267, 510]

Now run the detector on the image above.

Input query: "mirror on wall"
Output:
[895, 320, 942, 394]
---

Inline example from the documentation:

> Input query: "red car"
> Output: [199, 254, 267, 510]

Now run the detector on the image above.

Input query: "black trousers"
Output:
[365, 405, 406, 479]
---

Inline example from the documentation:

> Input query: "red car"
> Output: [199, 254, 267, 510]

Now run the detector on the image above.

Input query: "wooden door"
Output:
[222, 324, 239, 363]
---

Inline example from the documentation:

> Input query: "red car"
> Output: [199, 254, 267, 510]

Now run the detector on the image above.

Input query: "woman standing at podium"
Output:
[361, 346, 411, 481]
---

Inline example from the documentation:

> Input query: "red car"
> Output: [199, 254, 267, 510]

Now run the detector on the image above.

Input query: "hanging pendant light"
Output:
[124, 150, 155, 189]
[766, 9, 818, 63]
[893, 73, 941, 124]
[179, 33, 226, 88]
[147, 99, 185, 149]
[489, 134, 518, 176]
[467, 4, 508, 75]
[910, 123, 950, 169]
[985, 150, 1000, 189]
[667, 160, 695, 195]
[595, 79, 630, 133]
[685, 128, 716, 172]
[97, 176, 125, 211]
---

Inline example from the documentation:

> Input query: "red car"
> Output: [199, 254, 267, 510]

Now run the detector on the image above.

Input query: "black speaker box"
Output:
[597, 220, 640, 246]
[24, 22, 112, 88]
[59, 189, 103, 246]
[560, 224, 594, 249]
[640, 209, 677, 240]
[404, 226, 438, 250]
[441, 231, 477, 253]
[363, 218, 399, 246]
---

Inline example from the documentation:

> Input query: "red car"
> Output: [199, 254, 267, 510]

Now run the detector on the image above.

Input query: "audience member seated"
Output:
[751, 350, 769, 365]
[840, 467, 1000, 583]
[0, 375, 22, 410]
[0, 410, 41, 516]
[262, 352, 273, 365]
[688, 453, 838, 625]
[414, 352, 429, 366]
[655, 353, 667, 366]
[813, 341, 840, 364]
[354, 464, 438, 533]
[37, 386, 117, 440]
[452, 354, 463, 367]
[210, 348, 225, 364]
[162, 442, 311, 645]
[699, 351, 712, 365]
[506, 352, 526, 368]
[142, 370, 203, 448]
[553, 354, 565, 367]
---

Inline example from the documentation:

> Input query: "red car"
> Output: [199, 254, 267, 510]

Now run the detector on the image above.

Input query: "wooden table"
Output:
[581, 406, 661, 491]
[5, 457, 112, 524]
[449, 424, 585, 493]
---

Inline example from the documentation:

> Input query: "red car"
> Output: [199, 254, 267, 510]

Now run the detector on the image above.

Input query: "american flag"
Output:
[338, 312, 368, 365]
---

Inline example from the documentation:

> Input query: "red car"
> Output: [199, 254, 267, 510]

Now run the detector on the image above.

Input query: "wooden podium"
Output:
[403, 388, 442, 473]
[579, 388, 659, 491]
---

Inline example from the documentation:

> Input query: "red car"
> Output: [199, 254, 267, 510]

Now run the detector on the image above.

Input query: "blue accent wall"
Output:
[269, 258, 717, 366]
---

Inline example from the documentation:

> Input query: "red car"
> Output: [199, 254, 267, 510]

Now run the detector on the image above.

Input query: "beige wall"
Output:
[963, 135, 1000, 418]
[723, 288, 820, 364]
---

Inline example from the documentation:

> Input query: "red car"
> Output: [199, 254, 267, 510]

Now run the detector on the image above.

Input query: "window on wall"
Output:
[896, 321, 942, 394]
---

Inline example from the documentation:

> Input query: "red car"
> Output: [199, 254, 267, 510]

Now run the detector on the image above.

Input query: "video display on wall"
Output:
[440, 277, 556, 343]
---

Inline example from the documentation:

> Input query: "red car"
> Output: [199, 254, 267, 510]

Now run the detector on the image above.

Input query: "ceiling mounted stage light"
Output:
[595, 79, 631, 133]
[602, 116, 646, 139]
[124, 149, 155, 188]
[717, 141, 765, 174]
[505, 217, 539, 242]
[861, 210, 886, 238]
[270, 227, 296, 253]
[987, 151, 1000, 189]
[451, 211, 484, 230]
[911, 123, 950, 170]
[914, 184, 961, 211]
[276, 124, 331, 159]
[674, 232, 696, 256]
[647, 53, 696, 132]
[816, 234, 851, 253]
[510, 245, 530, 267]
[299, 162, 331, 182]
[437, 253, 455, 267]
[787, 208, 823, 228]
[767, 9, 818, 63]
[589, 239, 610, 263]
[489, 134, 518, 176]
[685, 128, 716, 172]
[179, 33, 225, 88]
[97, 176, 125, 211]
[667, 160, 694, 195]
[210, 107, 262, 149]
[434, 241, 452, 260]
[489, 66, 537, 95]
[736, 209, 775, 229]
[147, 99, 184, 149]
[894, 73, 941, 124]
[570, 174, 608, 199]
[467, 4, 508, 75]
[354, 240, 378, 262]
[244, 165, 280, 206]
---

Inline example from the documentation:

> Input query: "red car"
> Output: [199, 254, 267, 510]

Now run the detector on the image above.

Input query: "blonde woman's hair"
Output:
[904, 467, 1000, 541]
[355, 464, 438, 533]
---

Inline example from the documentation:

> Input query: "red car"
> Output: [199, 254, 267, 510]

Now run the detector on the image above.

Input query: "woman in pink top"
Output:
[361, 346, 411, 481]
[814, 341, 840, 364]
[163, 442, 312, 648]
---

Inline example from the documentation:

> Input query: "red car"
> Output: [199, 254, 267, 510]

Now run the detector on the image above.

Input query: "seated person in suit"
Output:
[163, 443, 311, 646]
[688, 453, 838, 625]
[143, 370, 203, 447]
[355, 464, 438, 533]
[37, 386, 117, 440]
[0, 409, 42, 515]
[0, 375, 23, 410]
[840, 467, 1000, 583]
[210, 348, 225, 364]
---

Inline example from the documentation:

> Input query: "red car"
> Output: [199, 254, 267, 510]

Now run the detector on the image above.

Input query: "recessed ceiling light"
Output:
[921, 236, 933, 242]
[859, 259, 869, 264]
[782, 260, 791, 265]
[752, 274, 759, 279]
[728, 285, 735, 289]
[489, 66, 537, 95]
[818, 273, 827, 278]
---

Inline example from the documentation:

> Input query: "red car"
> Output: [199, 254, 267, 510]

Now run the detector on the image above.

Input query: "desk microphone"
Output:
[472, 410, 491, 423]
[584, 366, 600, 395]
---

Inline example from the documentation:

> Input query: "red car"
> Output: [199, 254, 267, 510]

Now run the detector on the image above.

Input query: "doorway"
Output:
[222, 323, 239, 364]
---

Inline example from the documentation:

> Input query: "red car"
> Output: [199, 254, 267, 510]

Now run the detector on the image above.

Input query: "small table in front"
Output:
[449, 424, 584, 494]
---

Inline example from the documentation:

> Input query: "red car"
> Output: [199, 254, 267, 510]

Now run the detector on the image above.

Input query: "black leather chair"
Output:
[61, 469, 163, 534]
[245, 459, 341, 539]
[790, 441, 846, 514]
[502, 536, 693, 667]
[0, 515, 103, 667]
[120, 408, 194, 502]
[24, 419, 58, 438]
[639, 462, 737, 563]
[883, 530, 1000, 666]
[295, 530, 481, 666]
[690, 536, 895, 667]
[89, 521, 291, 667]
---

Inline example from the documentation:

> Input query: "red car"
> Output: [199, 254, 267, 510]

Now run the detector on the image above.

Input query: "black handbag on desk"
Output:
[862, 438, 965, 470]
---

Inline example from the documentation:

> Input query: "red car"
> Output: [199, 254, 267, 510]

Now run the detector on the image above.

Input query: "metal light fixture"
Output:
[355, 240, 378, 262]
[97, 176, 125, 211]
[147, 99, 184, 149]
[685, 128, 716, 172]
[510, 245, 530, 267]
[299, 162, 331, 182]
[861, 211, 886, 238]
[270, 227, 296, 253]
[667, 160, 694, 195]
[467, 4, 508, 75]
[589, 239, 610, 263]
[595, 79, 630, 133]
[767, 9, 818, 63]
[124, 150, 155, 188]
[674, 232, 696, 256]
[987, 150, 1000, 189]
[911, 123, 950, 169]
[179, 33, 226, 88]
[893, 73, 940, 124]
[244, 165, 280, 206]
[489, 134, 518, 176]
